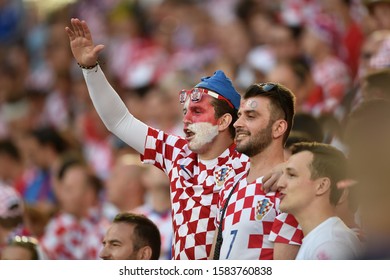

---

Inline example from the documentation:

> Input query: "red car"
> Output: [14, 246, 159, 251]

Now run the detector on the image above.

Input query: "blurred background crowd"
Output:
[0, 0, 390, 260]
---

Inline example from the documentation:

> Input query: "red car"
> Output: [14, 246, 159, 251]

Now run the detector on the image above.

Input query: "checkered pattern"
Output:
[141, 127, 248, 260]
[0, 183, 23, 219]
[133, 204, 173, 260]
[40, 209, 109, 260]
[269, 213, 303, 246]
[218, 175, 302, 260]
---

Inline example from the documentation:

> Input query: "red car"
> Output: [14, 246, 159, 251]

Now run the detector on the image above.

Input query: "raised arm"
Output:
[65, 18, 148, 154]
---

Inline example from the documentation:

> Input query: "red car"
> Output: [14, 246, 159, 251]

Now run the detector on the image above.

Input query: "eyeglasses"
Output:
[179, 88, 234, 109]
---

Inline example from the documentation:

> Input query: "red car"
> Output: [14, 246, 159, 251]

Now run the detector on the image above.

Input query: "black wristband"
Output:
[77, 61, 98, 69]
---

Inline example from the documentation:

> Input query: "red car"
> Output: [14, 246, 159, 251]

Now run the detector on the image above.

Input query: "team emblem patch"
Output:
[255, 198, 273, 221]
[214, 167, 232, 186]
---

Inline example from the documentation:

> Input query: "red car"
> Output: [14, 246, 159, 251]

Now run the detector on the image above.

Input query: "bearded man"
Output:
[211, 83, 303, 260]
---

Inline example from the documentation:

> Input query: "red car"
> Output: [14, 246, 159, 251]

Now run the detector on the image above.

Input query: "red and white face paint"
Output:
[182, 95, 219, 153]
[187, 122, 219, 151]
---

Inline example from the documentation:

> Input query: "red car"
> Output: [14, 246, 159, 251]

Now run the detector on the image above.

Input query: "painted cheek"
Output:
[188, 105, 218, 125]
[198, 109, 218, 125]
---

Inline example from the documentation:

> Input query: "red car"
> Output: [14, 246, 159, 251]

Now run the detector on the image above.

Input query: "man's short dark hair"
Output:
[290, 142, 347, 205]
[113, 212, 161, 260]
[211, 98, 238, 139]
[243, 83, 296, 144]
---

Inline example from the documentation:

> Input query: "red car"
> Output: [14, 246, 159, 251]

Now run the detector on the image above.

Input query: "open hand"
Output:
[65, 18, 105, 67]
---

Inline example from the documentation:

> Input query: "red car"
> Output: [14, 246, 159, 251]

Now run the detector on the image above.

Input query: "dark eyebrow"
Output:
[238, 109, 259, 115]
[245, 109, 257, 114]
[285, 167, 296, 173]
[188, 105, 206, 113]
[103, 239, 122, 245]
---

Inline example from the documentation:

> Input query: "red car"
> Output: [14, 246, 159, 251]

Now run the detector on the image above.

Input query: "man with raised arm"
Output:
[65, 18, 247, 260]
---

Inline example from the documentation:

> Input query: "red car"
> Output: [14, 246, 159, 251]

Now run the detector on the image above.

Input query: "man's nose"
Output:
[276, 174, 287, 190]
[183, 111, 192, 124]
[99, 246, 109, 260]
[233, 115, 243, 129]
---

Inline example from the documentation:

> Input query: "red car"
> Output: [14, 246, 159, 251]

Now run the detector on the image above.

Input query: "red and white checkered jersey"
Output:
[40, 210, 109, 260]
[218, 174, 302, 260]
[133, 203, 173, 260]
[141, 127, 248, 260]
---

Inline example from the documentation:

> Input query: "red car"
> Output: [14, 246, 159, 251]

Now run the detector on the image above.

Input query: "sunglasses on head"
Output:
[258, 83, 277, 92]
[179, 88, 234, 109]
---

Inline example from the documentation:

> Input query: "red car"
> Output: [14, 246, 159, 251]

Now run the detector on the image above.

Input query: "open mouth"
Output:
[235, 132, 249, 141]
[184, 129, 195, 140]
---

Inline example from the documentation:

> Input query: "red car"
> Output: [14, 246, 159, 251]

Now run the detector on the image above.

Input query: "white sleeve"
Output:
[82, 66, 148, 154]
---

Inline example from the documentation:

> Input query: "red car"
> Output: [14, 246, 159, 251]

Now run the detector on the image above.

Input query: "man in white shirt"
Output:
[277, 142, 362, 259]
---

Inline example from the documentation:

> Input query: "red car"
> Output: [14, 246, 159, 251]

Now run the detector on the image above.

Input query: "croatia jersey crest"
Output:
[214, 167, 232, 186]
[255, 198, 273, 221]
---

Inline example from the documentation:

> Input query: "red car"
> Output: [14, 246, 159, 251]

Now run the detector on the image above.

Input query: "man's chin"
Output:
[188, 139, 210, 154]
[279, 202, 288, 214]
[235, 143, 248, 154]
[188, 142, 203, 153]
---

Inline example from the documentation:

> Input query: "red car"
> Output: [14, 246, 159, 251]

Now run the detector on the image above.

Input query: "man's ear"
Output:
[273, 119, 288, 139]
[316, 177, 331, 196]
[218, 113, 233, 132]
[137, 246, 153, 260]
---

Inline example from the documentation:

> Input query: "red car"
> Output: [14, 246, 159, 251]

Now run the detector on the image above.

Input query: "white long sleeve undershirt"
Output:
[82, 66, 148, 154]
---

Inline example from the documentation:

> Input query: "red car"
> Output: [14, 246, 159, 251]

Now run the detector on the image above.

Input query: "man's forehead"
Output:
[104, 225, 132, 244]
[109, 222, 135, 234]
[240, 97, 270, 111]
[288, 151, 313, 169]
[245, 99, 258, 109]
